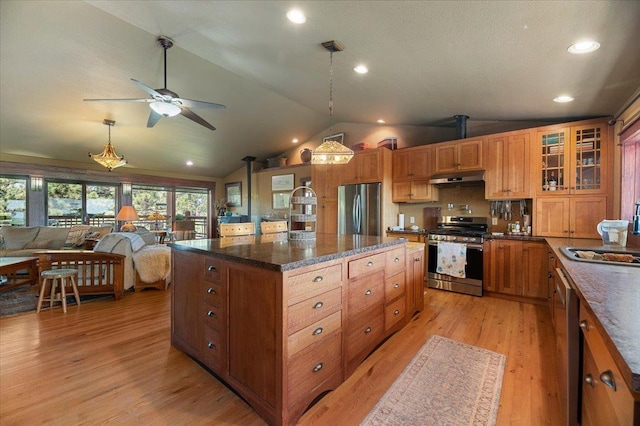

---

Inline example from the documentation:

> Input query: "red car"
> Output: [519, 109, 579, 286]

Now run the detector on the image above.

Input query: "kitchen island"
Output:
[169, 234, 418, 426]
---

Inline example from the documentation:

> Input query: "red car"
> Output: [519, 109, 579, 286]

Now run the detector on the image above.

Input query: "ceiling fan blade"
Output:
[131, 78, 164, 99]
[175, 98, 227, 110]
[180, 107, 216, 131]
[84, 98, 152, 102]
[147, 110, 163, 128]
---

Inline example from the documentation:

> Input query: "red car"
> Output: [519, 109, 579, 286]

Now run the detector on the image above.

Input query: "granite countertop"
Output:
[546, 238, 640, 394]
[386, 229, 428, 235]
[485, 234, 546, 242]
[169, 234, 405, 272]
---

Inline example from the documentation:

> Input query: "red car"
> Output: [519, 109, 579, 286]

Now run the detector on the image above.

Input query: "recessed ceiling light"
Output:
[553, 95, 574, 103]
[286, 9, 306, 24]
[292, 138, 299, 144]
[377, 119, 385, 124]
[568, 40, 600, 54]
[186, 160, 193, 166]
[354, 65, 368, 74]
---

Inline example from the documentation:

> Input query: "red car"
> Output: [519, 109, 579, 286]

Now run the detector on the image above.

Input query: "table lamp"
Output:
[116, 206, 138, 232]
[148, 211, 166, 230]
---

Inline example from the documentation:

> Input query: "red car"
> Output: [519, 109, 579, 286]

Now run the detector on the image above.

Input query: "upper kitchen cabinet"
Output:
[312, 163, 344, 234]
[343, 147, 391, 184]
[536, 120, 611, 196]
[434, 138, 484, 173]
[485, 131, 532, 199]
[392, 145, 438, 202]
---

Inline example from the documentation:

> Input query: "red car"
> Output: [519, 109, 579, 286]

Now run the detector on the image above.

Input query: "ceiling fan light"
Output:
[311, 140, 354, 165]
[150, 101, 181, 117]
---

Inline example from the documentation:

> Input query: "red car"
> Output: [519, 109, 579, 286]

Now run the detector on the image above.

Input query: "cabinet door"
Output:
[392, 150, 413, 181]
[571, 124, 608, 195]
[535, 197, 571, 237]
[435, 143, 458, 173]
[392, 181, 412, 203]
[343, 149, 381, 184]
[457, 139, 484, 171]
[407, 245, 425, 314]
[484, 135, 505, 199]
[504, 133, 531, 198]
[486, 240, 522, 295]
[312, 164, 343, 200]
[569, 196, 606, 239]
[317, 199, 338, 234]
[171, 250, 203, 357]
[409, 146, 433, 180]
[392, 181, 437, 203]
[538, 127, 570, 195]
[521, 242, 548, 299]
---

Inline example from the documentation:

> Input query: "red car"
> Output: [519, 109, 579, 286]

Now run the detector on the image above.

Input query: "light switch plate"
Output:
[409, 216, 415, 224]
[492, 217, 498, 225]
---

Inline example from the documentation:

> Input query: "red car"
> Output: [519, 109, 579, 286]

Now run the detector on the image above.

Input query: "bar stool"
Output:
[37, 268, 80, 313]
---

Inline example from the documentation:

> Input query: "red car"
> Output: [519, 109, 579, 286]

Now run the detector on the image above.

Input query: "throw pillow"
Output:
[88, 225, 112, 239]
[24, 239, 52, 249]
[64, 225, 91, 248]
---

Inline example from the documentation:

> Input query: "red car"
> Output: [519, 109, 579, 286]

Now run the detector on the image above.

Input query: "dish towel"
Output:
[436, 241, 467, 278]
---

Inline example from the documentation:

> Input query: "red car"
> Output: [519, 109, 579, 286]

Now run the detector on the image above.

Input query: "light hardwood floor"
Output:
[0, 287, 561, 425]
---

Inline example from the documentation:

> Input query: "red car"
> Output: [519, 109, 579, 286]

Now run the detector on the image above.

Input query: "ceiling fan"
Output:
[84, 36, 226, 131]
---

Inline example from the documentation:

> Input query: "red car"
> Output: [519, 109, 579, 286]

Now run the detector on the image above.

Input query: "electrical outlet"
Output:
[409, 216, 415, 224]
[492, 217, 498, 225]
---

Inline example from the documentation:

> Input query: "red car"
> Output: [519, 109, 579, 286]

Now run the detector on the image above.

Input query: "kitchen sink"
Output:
[561, 247, 640, 267]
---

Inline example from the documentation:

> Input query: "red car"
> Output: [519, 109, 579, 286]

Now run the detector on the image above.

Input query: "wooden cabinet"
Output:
[579, 306, 636, 426]
[392, 181, 439, 203]
[536, 121, 611, 196]
[312, 163, 343, 234]
[392, 145, 438, 202]
[535, 196, 606, 239]
[485, 132, 532, 199]
[343, 147, 388, 184]
[483, 239, 548, 301]
[405, 242, 425, 315]
[171, 249, 204, 358]
[434, 138, 484, 173]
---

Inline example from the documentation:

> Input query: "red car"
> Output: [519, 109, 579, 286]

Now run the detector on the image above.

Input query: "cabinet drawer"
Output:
[203, 257, 223, 283]
[202, 326, 223, 372]
[348, 252, 386, 279]
[202, 281, 223, 306]
[385, 247, 405, 276]
[287, 331, 342, 406]
[288, 263, 342, 305]
[385, 271, 405, 301]
[347, 271, 384, 318]
[203, 303, 224, 330]
[346, 305, 384, 362]
[288, 287, 342, 334]
[385, 296, 406, 331]
[288, 311, 342, 357]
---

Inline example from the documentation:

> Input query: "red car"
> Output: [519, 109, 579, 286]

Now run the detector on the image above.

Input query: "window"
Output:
[0, 176, 27, 226]
[47, 182, 118, 227]
[132, 186, 169, 231]
[176, 188, 210, 238]
[86, 185, 117, 226]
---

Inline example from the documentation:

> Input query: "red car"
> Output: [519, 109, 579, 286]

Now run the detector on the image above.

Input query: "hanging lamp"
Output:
[89, 119, 127, 171]
[311, 40, 354, 165]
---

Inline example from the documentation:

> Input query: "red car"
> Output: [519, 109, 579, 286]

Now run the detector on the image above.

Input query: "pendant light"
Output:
[89, 119, 127, 171]
[311, 40, 354, 165]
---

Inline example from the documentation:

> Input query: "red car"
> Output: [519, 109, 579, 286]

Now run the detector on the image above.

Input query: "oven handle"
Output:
[428, 241, 483, 251]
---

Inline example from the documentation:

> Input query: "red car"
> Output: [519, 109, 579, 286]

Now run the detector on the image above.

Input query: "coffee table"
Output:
[0, 257, 39, 292]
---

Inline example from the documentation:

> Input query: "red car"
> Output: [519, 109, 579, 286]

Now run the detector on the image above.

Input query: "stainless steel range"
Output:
[427, 216, 488, 296]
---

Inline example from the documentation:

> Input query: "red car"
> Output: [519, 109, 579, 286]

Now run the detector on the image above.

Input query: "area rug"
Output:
[360, 335, 505, 426]
[0, 284, 111, 318]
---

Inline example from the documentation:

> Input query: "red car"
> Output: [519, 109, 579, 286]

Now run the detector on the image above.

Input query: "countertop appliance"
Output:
[427, 216, 487, 296]
[338, 183, 382, 236]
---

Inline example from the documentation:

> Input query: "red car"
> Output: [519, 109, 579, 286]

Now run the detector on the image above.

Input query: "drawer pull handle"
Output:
[207, 310, 215, 317]
[312, 363, 323, 373]
[313, 276, 324, 282]
[366, 261, 373, 267]
[207, 342, 216, 350]
[207, 266, 217, 272]
[415, 258, 421, 262]
[579, 320, 588, 330]
[393, 283, 400, 289]
[583, 374, 595, 387]
[394, 309, 400, 316]
[364, 289, 372, 296]
[394, 257, 400, 263]
[313, 301, 324, 309]
[207, 288, 216, 295]
[599, 370, 616, 391]
[364, 326, 372, 334]
[312, 327, 323, 336]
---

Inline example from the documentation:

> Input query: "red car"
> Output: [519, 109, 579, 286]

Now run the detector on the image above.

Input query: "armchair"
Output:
[173, 220, 196, 241]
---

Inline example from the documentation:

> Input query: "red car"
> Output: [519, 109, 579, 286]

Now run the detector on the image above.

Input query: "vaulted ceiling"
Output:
[1, 1, 639, 178]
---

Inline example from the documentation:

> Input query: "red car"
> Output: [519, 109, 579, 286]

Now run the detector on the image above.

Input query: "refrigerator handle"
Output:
[353, 194, 361, 233]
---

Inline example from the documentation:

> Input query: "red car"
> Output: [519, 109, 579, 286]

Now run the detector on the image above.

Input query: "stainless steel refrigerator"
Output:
[338, 183, 382, 236]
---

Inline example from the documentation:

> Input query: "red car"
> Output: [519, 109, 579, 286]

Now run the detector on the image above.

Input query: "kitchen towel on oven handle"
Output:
[436, 241, 467, 278]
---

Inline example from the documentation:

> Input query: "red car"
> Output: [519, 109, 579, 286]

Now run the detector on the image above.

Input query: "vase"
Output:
[300, 148, 312, 163]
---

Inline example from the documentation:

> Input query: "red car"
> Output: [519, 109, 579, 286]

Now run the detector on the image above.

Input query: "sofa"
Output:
[0, 225, 113, 257]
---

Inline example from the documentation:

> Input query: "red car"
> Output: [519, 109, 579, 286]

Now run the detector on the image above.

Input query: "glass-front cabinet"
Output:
[537, 122, 608, 195]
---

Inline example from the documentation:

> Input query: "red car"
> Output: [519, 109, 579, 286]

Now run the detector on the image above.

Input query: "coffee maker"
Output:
[633, 199, 640, 235]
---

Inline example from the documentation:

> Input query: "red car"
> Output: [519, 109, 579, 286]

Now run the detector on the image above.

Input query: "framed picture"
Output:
[225, 181, 242, 207]
[272, 192, 290, 209]
[322, 132, 345, 144]
[271, 174, 294, 191]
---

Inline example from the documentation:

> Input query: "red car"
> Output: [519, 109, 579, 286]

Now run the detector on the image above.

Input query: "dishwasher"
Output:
[553, 266, 580, 426]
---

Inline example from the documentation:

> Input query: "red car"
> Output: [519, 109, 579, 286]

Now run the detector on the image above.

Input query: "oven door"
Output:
[427, 240, 483, 296]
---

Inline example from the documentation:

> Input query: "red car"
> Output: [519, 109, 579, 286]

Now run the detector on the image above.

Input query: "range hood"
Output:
[429, 171, 485, 186]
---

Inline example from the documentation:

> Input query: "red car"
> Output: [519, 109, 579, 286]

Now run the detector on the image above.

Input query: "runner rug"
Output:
[360, 335, 505, 426]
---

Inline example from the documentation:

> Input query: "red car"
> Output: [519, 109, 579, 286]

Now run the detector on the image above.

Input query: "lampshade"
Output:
[147, 212, 166, 221]
[150, 101, 181, 117]
[89, 119, 127, 171]
[311, 40, 353, 165]
[116, 205, 138, 232]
